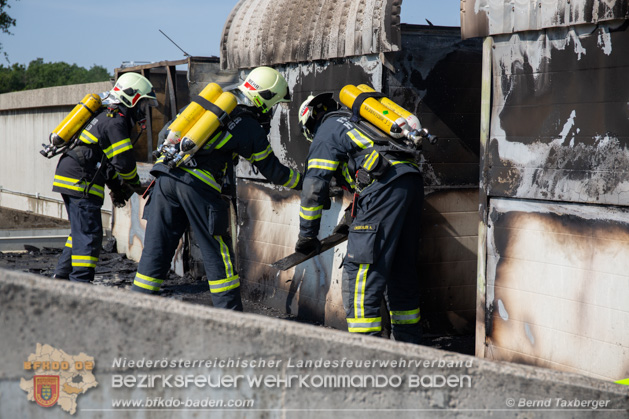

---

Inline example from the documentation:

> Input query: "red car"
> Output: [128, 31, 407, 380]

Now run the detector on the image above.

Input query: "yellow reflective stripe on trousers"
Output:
[347, 129, 374, 149]
[615, 378, 629, 385]
[65, 236, 72, 248]
[282, 169, 301, 189]
[347, 317, 382, 333]
[299, 205, 323, 221]
[247, 145, 273, 162]
[354, 264, 369, 318]
[103, 138, 133, 158]
[215, 235, 235, 279]
[180, 168, 221, 193]
[390, 308, 421, 324]
[53, 175, 105, 198]
[119, 166, 137, 181]
[208, 275, 240, 293]
[79, 130, 98, 144]
[307, 159, 339, 171]
[133, 272, 164, 291]
[71, 255, 98, 268]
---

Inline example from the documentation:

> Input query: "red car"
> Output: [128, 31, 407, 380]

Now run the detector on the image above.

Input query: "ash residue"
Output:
[0, 245, 298, 319]
[0, 245, 474, 355]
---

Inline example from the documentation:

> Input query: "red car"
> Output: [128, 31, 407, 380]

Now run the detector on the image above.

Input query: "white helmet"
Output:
[111, 72, 157, 108]
[237, 66, 290, 113]
[298, 92, 339, 142]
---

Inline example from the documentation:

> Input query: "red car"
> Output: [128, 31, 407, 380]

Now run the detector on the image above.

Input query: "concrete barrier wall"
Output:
[1, 269, 627, 418]
[0, 82, 114, 224]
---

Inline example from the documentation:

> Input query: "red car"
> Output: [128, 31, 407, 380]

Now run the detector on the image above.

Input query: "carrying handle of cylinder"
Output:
[350, 91, 386, 123]
[192, 94, 232, 127]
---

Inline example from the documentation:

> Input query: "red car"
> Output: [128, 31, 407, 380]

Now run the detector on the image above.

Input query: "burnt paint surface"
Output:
[221, 0, 402, 70]
[235, 179, 346, 327]
[387, 25, 483, 187]
[486, 201, 629, 380]
[462, 0, 629, 39]
[489, 22, 629, 205]
[277, 60, 381, 172]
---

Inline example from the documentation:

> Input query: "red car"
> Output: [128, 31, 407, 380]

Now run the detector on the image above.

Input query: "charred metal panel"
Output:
[187, 56, 239, 95]
[419, 189, 478, 334]
[117, 61, 189, 163]
[462, 0, 629, 39]
[236, 179, 348, 329]
[386, 25, 483, 187]
[220, 0, 402, 70]
[485, 197, 629, 381]
[488, 21, 629, 205]
[235, 56, 383, 180]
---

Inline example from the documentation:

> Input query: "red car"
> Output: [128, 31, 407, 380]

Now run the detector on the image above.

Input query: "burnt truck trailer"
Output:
[111, 0, 483, 338]
[462, 0, 629, 382]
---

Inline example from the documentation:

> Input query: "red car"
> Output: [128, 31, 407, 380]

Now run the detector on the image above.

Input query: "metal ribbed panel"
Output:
[461, 0, 629, 40]
[220, 0, 402, 69]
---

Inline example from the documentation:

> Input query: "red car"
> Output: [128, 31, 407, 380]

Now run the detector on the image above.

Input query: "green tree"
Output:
[0, 61, 24, 92]
[0, 0, 17, 60]
[0, 59, 111, 93]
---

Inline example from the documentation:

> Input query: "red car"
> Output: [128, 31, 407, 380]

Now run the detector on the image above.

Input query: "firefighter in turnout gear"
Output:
[295, 93, 424, 343]
[53, 72, 157, 283]
[132, 67, 302, 311]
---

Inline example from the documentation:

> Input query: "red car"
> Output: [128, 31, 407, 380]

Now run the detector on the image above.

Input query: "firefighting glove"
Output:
[332, 205, 353, 236]
[295, 235, 322, 255]
[109, 185, 134, 208]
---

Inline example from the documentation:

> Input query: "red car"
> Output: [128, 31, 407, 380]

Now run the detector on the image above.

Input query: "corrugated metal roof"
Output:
[461, 0, 629, 39]
[220, 0, 402, 70]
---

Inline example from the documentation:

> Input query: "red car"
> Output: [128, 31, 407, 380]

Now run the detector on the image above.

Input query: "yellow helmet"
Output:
[111, 73, 157, 108]
[237, 66, 290, 113]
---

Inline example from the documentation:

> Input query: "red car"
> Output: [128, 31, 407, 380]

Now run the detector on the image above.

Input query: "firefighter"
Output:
[295, 93, 424, 344]
[131, 67, 303, 311]
[53, 72, 157, 283]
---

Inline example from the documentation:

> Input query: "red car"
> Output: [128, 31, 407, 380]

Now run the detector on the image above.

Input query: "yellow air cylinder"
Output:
[339, 85, 406, 138]
[50, 94, 102, 146]
[357, 84, 421, 131]
[176, 91, 238, 165]
[166, 82, 223, 144]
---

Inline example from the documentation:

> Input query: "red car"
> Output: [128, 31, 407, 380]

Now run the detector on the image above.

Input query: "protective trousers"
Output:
[132, 175, 242, 311]
[54, 194, 103, 283]
[342, 173, 424, 344]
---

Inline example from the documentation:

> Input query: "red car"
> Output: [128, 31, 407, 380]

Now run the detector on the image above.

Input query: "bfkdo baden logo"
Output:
[20, 343, 98, 415]
[34, 375, 60, 408]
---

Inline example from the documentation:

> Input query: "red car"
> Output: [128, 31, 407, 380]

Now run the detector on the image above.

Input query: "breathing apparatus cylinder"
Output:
[339, 84, 437, 146]
[356, 84, 421, 131]
[40, 93, 102, 158]
[168, 91, 238, 168]
[165, 83, 223, 144]
[339, 85, 409, 139]
[50, 94, 102, 146]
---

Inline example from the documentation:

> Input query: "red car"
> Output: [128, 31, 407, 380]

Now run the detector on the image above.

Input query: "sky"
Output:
[1, 0, 462, 74]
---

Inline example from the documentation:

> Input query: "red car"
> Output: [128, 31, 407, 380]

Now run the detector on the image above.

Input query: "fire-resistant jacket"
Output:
[151, 105, 302, 193]
[299, 110, 421, 238]
[52, 107, 140, 203]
